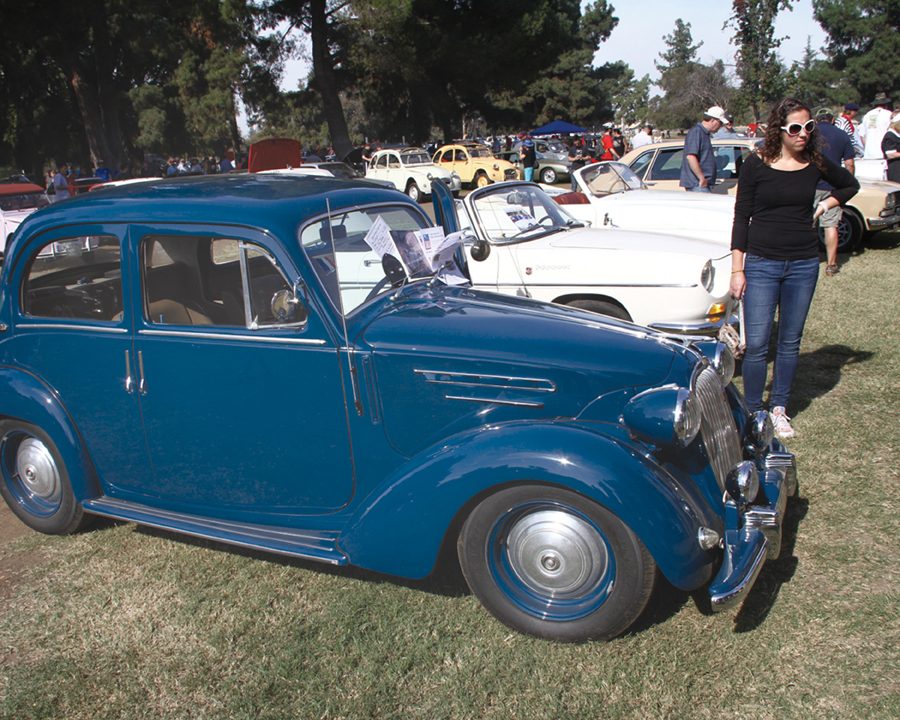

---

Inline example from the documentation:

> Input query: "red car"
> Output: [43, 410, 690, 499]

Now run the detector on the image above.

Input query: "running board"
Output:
[83, 497, 348, 566]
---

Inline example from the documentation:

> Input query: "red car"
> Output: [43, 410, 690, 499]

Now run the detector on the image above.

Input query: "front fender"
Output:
[0, 366, 100, 501]
[341, 420, 719, 589]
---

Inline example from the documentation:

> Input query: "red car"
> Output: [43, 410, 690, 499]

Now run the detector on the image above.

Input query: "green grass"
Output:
[1, 233, 898, 720]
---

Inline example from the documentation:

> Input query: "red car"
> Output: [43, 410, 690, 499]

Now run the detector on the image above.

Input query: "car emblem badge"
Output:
[525, 267, 533, 275]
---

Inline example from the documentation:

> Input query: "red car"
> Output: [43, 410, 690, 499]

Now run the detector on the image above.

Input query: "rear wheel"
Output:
[818, 209, 864, 254]
[566, 298, 631, 322]
[458, 485, 656, 642]
[539, 167, 558, 184]
[0, 420, 90, 534]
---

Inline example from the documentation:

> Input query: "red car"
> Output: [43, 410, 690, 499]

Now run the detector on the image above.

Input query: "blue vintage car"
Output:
[0, 174, 797, 641]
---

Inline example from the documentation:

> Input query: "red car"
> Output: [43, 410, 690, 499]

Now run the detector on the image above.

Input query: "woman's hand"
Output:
[730, 269, 746, 299]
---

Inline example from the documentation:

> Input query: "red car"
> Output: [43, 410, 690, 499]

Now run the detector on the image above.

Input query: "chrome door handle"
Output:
[124, 350, 134, 393]
[137, 350, 147, 395]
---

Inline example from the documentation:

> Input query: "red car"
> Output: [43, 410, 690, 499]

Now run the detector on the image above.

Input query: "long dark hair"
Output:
[759, 97, 827, 171]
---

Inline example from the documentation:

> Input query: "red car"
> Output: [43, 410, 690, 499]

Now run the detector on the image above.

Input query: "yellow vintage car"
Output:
[620, 138, 900, 253]
[433, 142, 518, 187]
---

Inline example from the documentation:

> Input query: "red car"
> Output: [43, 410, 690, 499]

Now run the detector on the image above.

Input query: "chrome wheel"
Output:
[2, 432, 62, 517]
[539, 167, 557, 184]
[488, 502, 615, 621]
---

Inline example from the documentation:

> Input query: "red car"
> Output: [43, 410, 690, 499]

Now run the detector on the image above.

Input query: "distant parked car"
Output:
[621, 138, 900, 252]
[365, 147, 461, 201]
[499, 138, 572, 185]
[0, 181, 49, 257]
[433, 142, 518, 187]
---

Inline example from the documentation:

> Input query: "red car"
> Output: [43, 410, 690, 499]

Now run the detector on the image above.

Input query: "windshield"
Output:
[0, 191, 49, 212]
[300, 204, 458, 315]
[469, 183, 579, 244]
[579, 162, 645, 196]
[401, 151, 432, 166]
[320, 162, 360, 179]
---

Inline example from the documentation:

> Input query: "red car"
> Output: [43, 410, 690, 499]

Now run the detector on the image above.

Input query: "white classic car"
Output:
[545, 162, 733, 246]
[365, 147, 462, 201]
[333, 181, 734, 334]
[0, 181, 50, 258]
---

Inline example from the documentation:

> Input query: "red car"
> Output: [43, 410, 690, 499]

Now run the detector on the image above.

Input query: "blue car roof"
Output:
[9, 174, 411, 257]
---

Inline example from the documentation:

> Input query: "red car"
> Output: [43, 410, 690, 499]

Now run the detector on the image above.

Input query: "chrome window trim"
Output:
[138, 328, 326, 345]
[497, 282, 698, 289]
[15, 323, 127, 334]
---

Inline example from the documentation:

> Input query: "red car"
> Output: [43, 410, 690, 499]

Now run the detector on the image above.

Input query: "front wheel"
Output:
[566, 298, 631, 322]
[0, 420, 91, 534]
[406, 181, 421, 202]
[539, 167, 558, 184]
[458, 485, 656, 642]
[474, 173, 491, 188]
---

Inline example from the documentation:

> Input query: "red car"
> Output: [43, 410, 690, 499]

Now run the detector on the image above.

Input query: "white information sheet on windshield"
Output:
[503, 205, 538, 231]
[362, 217, 467, 284]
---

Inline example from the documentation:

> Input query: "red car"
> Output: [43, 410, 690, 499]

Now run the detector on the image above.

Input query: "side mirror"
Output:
[271, 285, 308, 324]
[470, 239, 491, 262]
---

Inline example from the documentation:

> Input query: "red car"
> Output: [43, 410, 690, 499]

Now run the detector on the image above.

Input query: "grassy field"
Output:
[0, 232, 897, 720]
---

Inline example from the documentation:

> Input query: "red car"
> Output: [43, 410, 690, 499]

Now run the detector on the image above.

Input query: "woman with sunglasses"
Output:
[730, 98, 858, 438]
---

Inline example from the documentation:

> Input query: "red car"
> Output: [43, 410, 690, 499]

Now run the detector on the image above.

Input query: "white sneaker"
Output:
[770, 407, 795, 439]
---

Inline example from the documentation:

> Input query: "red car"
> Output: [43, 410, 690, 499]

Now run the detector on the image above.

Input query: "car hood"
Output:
[360, 285, 691, 457]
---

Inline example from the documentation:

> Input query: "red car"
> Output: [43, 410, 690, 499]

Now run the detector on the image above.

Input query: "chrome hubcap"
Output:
[16, 438, 61, 502]
[506, 509, 607, 597]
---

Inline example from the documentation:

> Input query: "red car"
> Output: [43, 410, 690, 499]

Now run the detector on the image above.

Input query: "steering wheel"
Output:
[364, 254, 408, 302]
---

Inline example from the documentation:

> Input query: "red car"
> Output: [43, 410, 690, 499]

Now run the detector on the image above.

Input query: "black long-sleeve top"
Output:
[731, 152, 859, 259]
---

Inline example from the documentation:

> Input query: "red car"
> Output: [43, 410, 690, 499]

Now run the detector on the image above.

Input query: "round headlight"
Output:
[748, 410, 774, 451]
[713, 342, 735, 385]
[674, 389, 702, 446]
[725, 461, 760, 506]
[701, 260, 714, 292]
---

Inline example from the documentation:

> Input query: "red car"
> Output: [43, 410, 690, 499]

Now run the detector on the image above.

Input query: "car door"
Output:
[643, 148, 683, 190]
[9, 225, 152, 492]
[123, 224, 354, 516]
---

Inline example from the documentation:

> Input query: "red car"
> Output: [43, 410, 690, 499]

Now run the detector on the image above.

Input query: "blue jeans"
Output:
[524, 167, 534, 182]
[742, 254, 819, 412]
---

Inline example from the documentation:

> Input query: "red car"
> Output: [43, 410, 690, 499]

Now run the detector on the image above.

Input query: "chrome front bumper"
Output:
[868, 211, 900, 230]
[650, 310, 740, 337]
[708, 445, 798, 612]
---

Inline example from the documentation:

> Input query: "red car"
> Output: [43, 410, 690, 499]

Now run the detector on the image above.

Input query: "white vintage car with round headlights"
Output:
[453, 181, 734, 334]
[365, 147, 462, 202]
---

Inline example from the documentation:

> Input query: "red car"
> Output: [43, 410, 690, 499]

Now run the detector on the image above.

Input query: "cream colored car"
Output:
[621, 138, 900, 252]
[432, 142, 518, 187]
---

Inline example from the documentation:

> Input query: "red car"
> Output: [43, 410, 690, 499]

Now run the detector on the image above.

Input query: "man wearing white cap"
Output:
[680, 105, 728, 192]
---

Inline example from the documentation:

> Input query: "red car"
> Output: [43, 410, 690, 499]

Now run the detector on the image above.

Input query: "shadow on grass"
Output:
[732, 494, 809, 633]
[790, 344, 874, 415]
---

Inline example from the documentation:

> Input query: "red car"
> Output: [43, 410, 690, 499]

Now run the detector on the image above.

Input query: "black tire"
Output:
[566, 298, 631, 321]
[406, 181, 421, 202]
[539, 167, 558, 184]
[0, 419, 91, 534]
[458, 485, 656, 642]
[818, 209, 864, 254]
[474, 172, 491, 188]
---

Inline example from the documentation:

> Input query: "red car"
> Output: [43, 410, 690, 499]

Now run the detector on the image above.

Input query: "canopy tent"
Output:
[530, 120, 587, 136]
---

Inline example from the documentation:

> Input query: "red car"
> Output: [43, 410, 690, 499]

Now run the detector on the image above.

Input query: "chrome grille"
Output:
[695, 367, 742, 491]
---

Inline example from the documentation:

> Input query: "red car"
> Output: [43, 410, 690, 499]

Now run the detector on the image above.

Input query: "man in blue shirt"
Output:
[680, 106, 728, 192]
[813, 107, 856, 275]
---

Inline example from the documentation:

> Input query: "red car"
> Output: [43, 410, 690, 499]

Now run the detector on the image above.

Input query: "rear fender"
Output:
[0, 366, 100, 500]
[342, 420, 719, 589]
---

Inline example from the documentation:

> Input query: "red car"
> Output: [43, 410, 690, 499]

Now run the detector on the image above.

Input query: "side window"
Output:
[375, 155, 388, 170]
[439, 151, 451, 163]
[628, 151, 654, 180]
[714, 146, 739, 179]
[454, 149, 467, 162]
[22, 235, 122, 322]
[142, 235, 299, 329]
[649, 149, 683, 181]
[387, 153, 400, 168]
